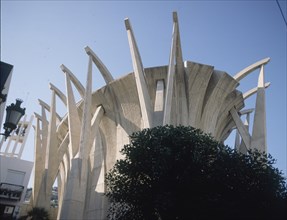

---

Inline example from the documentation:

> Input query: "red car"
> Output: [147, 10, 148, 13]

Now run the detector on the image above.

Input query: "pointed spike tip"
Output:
[60, 64, 65, 71]
[34, 112, 42, 120]
[60, 64, 67, 73]
[265, 82, 271, 88]
[85, 46, 91, 55]
[49, 83, 54, 90]
[124, 18, 131, 30]
[258, 65, 265, 88]
[266, 57, 271, 63]
[173, 12, 178, 22]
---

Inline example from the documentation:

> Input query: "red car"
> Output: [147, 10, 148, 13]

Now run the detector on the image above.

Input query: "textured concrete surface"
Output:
[31, 12, 269, 220]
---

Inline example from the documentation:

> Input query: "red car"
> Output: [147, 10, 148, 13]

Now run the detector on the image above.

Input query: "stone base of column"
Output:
[59, 158, 87, 220]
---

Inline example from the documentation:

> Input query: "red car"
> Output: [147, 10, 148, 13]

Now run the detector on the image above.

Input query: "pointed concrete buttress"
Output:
[251, 65, 267, 152]
[172, 12, 188, 126]
[62, 67, 82, 159]
[125, 18, 152, 128]
[60, 55, 93, 220]
[163, 12, 178, 125]
[85, 46, 114, 84]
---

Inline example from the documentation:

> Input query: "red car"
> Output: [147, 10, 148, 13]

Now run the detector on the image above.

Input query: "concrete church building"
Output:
[30, 12, 270, 219]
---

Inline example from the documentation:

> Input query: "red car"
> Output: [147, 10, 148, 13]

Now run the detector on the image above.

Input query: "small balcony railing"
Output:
[0, 182, 24, 201]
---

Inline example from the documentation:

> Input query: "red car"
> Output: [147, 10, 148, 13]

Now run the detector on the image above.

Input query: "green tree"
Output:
[106, 125, 287, 220]
[18, 207, 49, 220]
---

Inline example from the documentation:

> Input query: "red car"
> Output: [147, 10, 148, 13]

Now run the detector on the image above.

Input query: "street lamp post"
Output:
[1, 99, 26, 140]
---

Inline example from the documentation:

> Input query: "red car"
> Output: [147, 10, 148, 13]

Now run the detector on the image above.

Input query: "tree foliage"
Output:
[19, 207, 50, 220]
[106, 125, 287, 220]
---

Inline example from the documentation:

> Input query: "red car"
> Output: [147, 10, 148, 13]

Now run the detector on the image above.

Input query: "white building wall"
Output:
[0, 155, 33, 218]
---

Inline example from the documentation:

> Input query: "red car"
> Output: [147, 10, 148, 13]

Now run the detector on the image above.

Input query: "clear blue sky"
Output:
[1, 1, 286, 179]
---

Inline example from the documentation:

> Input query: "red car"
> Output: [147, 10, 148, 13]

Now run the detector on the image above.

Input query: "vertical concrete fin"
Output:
[57, 162, 65, 217]
[85, 46, 114, 84]
[64, 72, 82, 158]
[59, 57, 93, 220]
[125, 18, 152, 128]
[38, 99, 48, 121]
[49, 83, 67, 106]
[38, 99, 49, 170]
[61, 154, 69, 187]
[61, 64, 85, 98]
[173, 12, 188, 125]
[230, 107, 251, 151]
[163, 12, 188, 125]
[32, 114, 42, 205]
[36, 90, 60, 209]
[78, 55, 93, 161]
[46, 90, 58, 170]
[173, 12, 184, 71]
[38, 99, 62, 122]
[77, 56, 93, 219]
[251, 65, 267, 152]
[34, 112, 42, 122]
[258, 65, 265, 88]
[46, 89, 61, 200]
[163, 13, 177, 125]
[88, 106, 105, 207]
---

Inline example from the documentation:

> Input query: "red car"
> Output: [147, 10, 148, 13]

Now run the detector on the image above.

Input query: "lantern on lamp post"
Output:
[1, 99, 26, 140]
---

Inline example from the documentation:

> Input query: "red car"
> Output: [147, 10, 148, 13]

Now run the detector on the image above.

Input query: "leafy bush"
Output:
[106, 125, 287, 220]
[19, 207, 49, 220]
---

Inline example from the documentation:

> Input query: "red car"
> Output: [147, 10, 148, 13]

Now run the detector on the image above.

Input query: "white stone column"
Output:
[125, 18, 152, 128]
[251, 65, 267, 152]
[60, 55, 93, 220]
